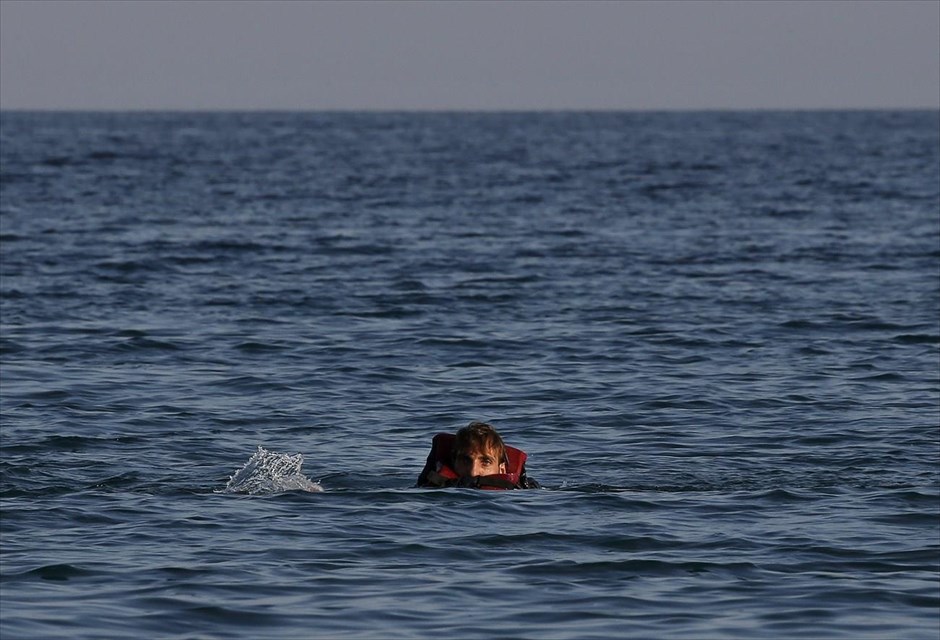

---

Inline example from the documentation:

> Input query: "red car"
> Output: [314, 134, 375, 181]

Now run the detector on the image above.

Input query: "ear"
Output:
[498, 461, 507, 474]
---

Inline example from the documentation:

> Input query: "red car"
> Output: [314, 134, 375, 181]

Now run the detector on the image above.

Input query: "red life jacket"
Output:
[417, 432, 528, 490]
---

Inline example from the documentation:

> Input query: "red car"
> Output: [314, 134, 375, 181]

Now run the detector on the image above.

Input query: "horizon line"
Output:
[2, 106, 939, 114]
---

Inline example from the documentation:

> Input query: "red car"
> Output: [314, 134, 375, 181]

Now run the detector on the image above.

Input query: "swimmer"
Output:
[416, 421, 540, 489]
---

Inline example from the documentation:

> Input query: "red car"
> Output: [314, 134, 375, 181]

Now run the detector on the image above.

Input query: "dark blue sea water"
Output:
[1, 111, 938, 639]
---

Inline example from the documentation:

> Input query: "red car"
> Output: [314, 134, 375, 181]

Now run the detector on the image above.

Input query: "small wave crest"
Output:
[221, 446, 323, 495]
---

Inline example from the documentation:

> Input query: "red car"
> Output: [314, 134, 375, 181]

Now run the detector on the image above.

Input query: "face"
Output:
[453, 447, 506, 478]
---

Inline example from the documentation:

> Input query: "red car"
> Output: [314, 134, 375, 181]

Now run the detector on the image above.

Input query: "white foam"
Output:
[222, 446, 323, 494]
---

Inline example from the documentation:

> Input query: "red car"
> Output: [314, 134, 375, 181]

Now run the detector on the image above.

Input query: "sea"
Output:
[1, 110, 938, 640]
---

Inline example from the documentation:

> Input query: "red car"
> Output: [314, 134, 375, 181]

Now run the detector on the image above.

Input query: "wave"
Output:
[220, 446, 323, 495]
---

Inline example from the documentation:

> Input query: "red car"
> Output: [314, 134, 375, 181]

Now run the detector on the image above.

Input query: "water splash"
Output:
[222, 446, 323, 494]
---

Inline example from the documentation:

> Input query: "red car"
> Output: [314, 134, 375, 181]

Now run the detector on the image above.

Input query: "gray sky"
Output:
[1, 0, 937, 110]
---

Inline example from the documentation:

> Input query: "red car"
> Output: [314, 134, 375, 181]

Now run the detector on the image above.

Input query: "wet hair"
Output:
[453, 421, 508, 466]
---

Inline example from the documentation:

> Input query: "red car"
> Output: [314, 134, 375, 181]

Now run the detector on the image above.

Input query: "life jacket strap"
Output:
[462, 474, 520, 490]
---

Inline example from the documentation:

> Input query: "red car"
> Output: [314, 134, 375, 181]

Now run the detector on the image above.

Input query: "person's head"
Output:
[452, 421, 507, 478]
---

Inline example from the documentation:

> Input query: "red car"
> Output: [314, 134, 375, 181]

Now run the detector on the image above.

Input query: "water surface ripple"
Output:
[1, 111, 938, 639]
